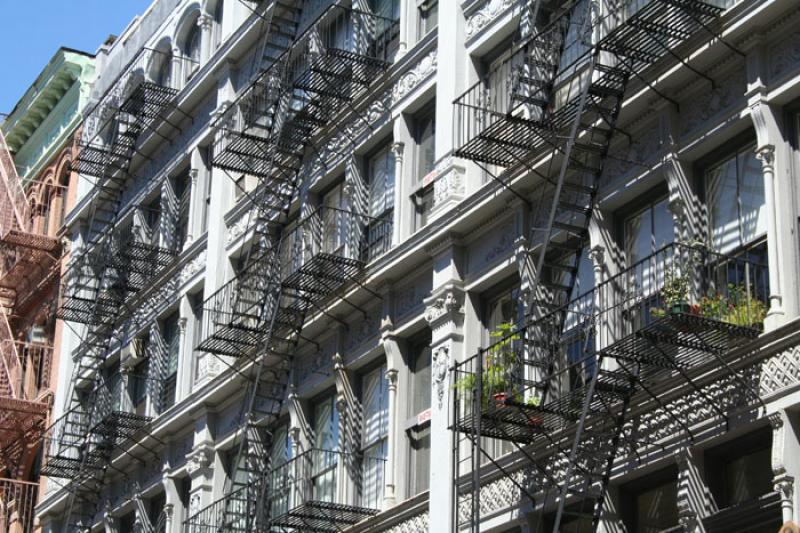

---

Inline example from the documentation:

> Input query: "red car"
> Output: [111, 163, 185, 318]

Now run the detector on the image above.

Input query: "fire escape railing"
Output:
[183, 449, 385, 533]
[0, 477, 38, 533]
[453, 242, 768, 424]
[210, 3, 397, 183]
[267, 449, 385, 531]
[452, 242, 767, 530]
[0, 131, 31, 238]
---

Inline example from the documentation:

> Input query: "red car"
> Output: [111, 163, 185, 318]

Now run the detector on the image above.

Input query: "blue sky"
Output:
[0, 0, 153, 114]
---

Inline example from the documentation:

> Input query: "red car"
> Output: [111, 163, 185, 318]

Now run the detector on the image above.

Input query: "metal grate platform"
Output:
[271, 500, 380, 532]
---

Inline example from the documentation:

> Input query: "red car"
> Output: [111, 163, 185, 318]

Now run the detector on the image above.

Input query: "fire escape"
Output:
[41, 47, 193, 532]
[450, 1, 767, 531]
[183, 2, 397, 532]
[0, 129, 59, 533]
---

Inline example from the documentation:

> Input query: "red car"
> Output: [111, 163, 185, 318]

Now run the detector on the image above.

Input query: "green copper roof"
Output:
[1, 48, 95, 183]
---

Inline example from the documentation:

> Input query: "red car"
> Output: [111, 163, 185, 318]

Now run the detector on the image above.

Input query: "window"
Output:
[418, 0, 438, 38]
[562, 252, 596, 390]
[322, 182, 348, 256]
[212, 1, 224, 50]
[184, 22, 201, 79]
[131, 356, 149, 416]
[408, 338, 431, 495]
[706, 429, 773, 509]
[366, 144, 395, 260]
[160, 312, 181, 411]
[622, 194, 674, 324]
[482, 283, 520, 460]
[369, 0, 400, 53]
[191, 292, 204, 381]
[269, 423, 293, 518]
[311, 394, 339, 502]
[200, 146, 213, 235]
[704, 143, 766, 255]
[558, 0, 592, 72]
[171, 172, 190, 251]
[148, 493, 166, 528]
[415, 107, 436, 181]
[621, 468, 679, 533]
[411, 105, 436, 230]
[361, 365, 388, 508]
[623, 195, 674, 266]
[155, 50, 173, 88]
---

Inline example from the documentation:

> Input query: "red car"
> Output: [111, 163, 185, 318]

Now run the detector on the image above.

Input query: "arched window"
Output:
[185, 23, 201, 63]
[155, 51, 173, 88]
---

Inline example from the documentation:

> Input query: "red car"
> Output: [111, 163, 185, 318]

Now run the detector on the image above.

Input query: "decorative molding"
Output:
[391, 49, 437, 105]
[186, 446, 213, 476]
[432, 345, 450, 409]
[769, 25, 800, 81]
[680, 69, 747, 136]
[465, 0, 515, 40]
[424, 289, 465, 328]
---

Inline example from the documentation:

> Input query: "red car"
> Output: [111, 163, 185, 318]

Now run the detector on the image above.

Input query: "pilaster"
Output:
[424, 233, 465, 533]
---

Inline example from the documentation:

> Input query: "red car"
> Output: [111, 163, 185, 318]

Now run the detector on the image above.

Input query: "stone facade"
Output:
[33, 0, 800, 532]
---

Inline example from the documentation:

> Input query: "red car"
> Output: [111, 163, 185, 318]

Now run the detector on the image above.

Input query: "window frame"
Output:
[619, 466, 680, 533]
[704, 428, 773, 509]
[699, 137, 766, 255]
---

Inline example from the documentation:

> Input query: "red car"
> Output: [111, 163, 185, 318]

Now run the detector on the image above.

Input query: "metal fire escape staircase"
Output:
[43, 48, 189, 533]
[0, 130, 58, 478]
[450, 1, 765, 532]
[185, 3, 397, 532]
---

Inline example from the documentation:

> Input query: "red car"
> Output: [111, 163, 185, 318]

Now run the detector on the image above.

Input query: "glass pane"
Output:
[723, 446, 772, 506]
[313, 396, 339, 452]
[361, 441, 386, 509]
[412, 347, 432, 414]
[738, 149, 766, 245]
[362, 366, 388, 446]
[410, 425, 430, 494]
[416, 114, 436, 179]
[635, 480, 678, 533]
[707, 156, 740, 253]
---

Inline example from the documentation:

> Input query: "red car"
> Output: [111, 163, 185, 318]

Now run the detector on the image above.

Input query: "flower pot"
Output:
[493, 392, 509, 408]
[670, 301, 690, 315]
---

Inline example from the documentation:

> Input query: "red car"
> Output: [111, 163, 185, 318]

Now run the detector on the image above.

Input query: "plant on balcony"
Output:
[454, 322, 540, 411]
[701, 284, 767, 328]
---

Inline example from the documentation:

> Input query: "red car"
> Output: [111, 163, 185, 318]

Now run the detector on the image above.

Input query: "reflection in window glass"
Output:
[705, 144, 766, 254]
[722, 446, 772, 506]
[634, 480, 678, 533]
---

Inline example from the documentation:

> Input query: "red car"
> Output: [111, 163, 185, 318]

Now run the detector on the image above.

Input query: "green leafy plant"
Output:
[454, 322, 535, 407]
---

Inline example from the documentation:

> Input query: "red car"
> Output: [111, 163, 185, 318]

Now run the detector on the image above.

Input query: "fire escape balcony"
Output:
[0, 338, 53, 472]
[267, 448, 385, 532]
[0, 477, 38, 533]
[453, 0, 722, 170]
[280, 206, 391, 298]
[211, 4, 398, 180]
[452, 242, 768, 446]
[75, 47, 197, 183]
[41, 374, 155, 485]
[183, 449, 385, 532]
[196, 207, 390, 358]
[87, 377, 152, 447]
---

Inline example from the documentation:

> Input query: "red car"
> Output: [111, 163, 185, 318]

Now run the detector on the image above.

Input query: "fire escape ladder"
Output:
[43, 47, 193, 533]
[184, 5, 398, 532]
[450, 0, 739, 531]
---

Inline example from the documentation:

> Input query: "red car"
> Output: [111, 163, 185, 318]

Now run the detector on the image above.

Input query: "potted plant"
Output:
[662, 268, 691, 315]
[454, 321, 520, 409]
